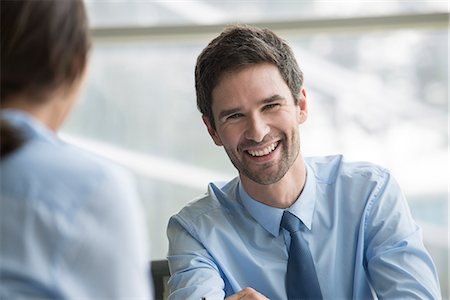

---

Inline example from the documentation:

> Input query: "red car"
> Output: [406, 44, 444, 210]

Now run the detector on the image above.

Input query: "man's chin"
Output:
[242, 170, 285, 186]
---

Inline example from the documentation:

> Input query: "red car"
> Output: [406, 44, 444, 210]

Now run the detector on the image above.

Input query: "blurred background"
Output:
[61, 0, 448, 297]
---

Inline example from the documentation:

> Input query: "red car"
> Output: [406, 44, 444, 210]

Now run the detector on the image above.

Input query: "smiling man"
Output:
[166, 25, 441, 300]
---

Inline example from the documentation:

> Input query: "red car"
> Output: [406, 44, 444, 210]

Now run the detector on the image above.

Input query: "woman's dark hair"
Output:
[1, 0, 91, 158]
[195, 25, 303, 131]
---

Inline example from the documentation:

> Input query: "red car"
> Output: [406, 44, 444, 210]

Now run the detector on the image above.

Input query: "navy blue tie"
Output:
[281, 210, 322, 300]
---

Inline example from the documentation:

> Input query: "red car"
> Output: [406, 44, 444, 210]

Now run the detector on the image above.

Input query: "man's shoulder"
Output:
[306, 154, 390, 185]
[171, 177, 240, 226]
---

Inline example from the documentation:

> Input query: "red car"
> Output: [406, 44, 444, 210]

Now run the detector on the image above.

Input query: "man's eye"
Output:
[264, 103, 280, 110]
[227, 113, 243, 120]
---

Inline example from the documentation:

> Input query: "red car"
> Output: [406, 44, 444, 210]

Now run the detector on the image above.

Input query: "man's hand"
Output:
[224, 287, 269, 300]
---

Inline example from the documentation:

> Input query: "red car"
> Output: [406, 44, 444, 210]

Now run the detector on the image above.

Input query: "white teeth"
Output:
[248, 142, 278, 157]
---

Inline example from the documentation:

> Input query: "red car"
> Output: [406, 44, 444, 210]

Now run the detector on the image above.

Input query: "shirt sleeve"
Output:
[363, 171, 441, 299]
[167, 216, 226, 300]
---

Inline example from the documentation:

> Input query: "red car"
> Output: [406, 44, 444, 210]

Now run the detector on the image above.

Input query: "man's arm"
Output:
[364, 172, 441, 299]
[167, 217, 269, 300]
[167, 217, 228, 299]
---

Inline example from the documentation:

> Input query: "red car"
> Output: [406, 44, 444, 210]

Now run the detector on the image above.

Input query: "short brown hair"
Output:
[195, 25, 303, 130]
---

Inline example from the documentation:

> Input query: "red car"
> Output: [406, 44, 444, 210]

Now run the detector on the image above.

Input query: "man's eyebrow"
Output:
[259, 94, 285, 104]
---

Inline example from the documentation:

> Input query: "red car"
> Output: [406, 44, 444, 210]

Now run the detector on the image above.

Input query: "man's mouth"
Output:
[246, 142, 279, 157]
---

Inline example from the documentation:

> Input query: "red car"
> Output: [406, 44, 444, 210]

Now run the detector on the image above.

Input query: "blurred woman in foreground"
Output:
[0, 1, 152, 298]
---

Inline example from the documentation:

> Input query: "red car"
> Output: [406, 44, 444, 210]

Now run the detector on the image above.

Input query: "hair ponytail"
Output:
[0, 120, 25, 159]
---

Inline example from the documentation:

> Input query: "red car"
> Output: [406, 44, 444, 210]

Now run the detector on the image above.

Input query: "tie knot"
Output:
[280, 211, 303, 234]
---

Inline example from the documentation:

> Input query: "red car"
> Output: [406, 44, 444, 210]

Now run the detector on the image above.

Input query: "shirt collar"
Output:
[0, 109, 60, 145]
[287, 163, 317, 230]
[239, 163, 317, 237]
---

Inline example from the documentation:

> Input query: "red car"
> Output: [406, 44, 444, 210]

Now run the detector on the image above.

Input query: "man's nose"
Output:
[244, 114, 270, 143]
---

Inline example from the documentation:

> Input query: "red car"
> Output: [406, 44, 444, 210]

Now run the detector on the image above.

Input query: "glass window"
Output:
[85, 0, 448, 27]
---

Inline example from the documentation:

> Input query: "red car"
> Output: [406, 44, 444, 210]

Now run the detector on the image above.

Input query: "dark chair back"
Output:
[151, 259, 170, 300]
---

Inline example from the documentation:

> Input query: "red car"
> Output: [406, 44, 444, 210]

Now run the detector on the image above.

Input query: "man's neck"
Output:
[240, 154, 306, 209]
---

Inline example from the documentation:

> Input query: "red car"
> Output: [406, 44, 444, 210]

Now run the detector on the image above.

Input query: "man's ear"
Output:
[297, 88, 308, 124]
[202, 115, 223, 146]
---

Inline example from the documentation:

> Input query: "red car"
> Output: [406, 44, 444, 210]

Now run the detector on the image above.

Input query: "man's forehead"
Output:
[212, 65, 288, 102]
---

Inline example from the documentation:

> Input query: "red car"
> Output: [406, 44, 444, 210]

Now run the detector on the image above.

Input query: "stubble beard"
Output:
[225, 129, 300, 185]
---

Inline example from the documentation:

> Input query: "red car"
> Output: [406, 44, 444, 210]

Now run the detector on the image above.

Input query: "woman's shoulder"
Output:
[1, 138, 136, 211]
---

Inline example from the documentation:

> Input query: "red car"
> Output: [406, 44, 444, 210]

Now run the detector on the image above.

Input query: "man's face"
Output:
[203, 63, 307, 185]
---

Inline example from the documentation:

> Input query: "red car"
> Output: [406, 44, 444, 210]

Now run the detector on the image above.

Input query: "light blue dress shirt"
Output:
[1, 110, 152, 299]
[167, 155, 441, 299]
